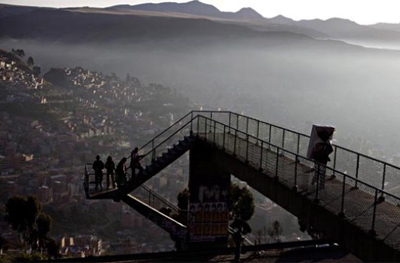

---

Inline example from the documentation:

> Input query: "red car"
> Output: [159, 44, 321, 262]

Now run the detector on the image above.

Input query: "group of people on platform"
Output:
[92, 147, 144, 191]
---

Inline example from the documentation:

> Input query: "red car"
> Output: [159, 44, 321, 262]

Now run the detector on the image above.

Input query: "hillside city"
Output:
[0, 48, 312, 258]
[1, 1, 400, 261]
[0, 48, 196, 257]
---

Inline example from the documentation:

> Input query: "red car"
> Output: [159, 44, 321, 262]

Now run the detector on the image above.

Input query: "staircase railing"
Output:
[134, 184, 254, 245]
[133, 184, 182, 219]
[135, 118, 195, 174]
[86, 110, 400, 202]
[83, 110, 400, 250]
[196, 115, 400, 243]
[193, 111, 400, 200]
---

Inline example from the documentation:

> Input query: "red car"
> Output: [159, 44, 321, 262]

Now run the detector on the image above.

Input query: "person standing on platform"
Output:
[92, 155, 104, 190]
[105, 156, 115, 189]
[116, 157, 127, 188]
[310, 129, 334, 189]
[130, 147, 144, 178]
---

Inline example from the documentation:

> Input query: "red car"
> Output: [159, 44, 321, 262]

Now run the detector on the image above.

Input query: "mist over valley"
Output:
[2, 2, 400, 259]
[1, 2, 400, 161]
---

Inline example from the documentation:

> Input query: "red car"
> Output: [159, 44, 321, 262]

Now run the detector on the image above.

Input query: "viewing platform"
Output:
[84, 111, 400, 262]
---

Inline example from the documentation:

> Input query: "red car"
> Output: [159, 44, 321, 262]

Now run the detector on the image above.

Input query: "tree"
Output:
[229, 184, 254, 261]
[126, 73, 131, 82]
[36, 213, 52, 250]
[27, 56, 34, 67]
[230, 184, 255, 221]
[5, 196, 29, 234]
[18, 49, 25, 57]
[0, 236, 9, 252]
[11, 48, 25, 57]
[268, 220, 283, 242]
[110, 72, 118, 80]
[33, 66, 41, 76]
[256, 226, 267, 245]
[5, 195, 40, 246]
[46, 238, 61, 260]
[4, 195, 53, 252]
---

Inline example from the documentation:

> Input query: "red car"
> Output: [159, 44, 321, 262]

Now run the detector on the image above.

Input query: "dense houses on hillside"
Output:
[0, 51, 194, 257]
[0, 159, 183, 256]
[0, 56, 44, 91]
[0, 50, 306, 258]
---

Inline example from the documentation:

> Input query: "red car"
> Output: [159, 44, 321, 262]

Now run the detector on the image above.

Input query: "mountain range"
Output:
[110, 1, 264, 21]
[107, 1, 400, 43]
[0, 0, 400, 48]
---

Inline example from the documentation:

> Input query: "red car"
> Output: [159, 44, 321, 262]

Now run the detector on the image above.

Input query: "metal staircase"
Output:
[83, 110, 400, 261]
[83, 115, 198, 244]
[129, 182, 254, 246]
[125, 135, 196, 194]
[120, 193, 187, 242]
[84, 135, 196, 200]
[124, 184, 254, 246]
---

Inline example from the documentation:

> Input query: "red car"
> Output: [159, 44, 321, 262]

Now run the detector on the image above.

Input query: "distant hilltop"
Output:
[0, 0, 400, 47]
[109, 0, 265, 21]
[107, 0, 400, 43]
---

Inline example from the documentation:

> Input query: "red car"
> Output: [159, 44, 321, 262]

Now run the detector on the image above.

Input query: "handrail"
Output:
[139, 184, 180, 213]
[191, 110, 310, 138]
[83, 110, 400, 253]
[136, 110, 230, 157]
[191, 110, 400, 170]
[85, 110, 400, 201]
[198, 115, 400, 200]
[125, 112, 196, 171]
[139, 111, 194, 153]
[106, 109, 400, 200]
[85, 110, 400, 200]
[139, 184, 254, 246]
[138, 117, 195, 162]
[139, 185, 253, 245]
[190, 111, 400, 195]
[334, 144, 399, 169]
[195, 115, 400, 243]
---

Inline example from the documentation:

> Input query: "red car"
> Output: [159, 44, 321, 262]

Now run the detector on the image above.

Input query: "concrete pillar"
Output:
[187, 140, 230, 249]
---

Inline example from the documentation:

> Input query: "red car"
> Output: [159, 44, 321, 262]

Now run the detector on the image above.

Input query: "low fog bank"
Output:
[3, 38, 400, 161]
[321, 37, 400, 51]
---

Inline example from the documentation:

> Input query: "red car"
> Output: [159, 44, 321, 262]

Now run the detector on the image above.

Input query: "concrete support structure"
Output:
[187, 140, 230, 250]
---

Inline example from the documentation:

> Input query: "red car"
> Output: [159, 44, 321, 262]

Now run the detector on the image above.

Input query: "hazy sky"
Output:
[1, 0, 400, 25]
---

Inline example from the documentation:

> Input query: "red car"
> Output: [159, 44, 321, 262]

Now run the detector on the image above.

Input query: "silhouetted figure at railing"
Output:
[92, 155, 104, 190]
[130, 147, 144, 178]
[82, 111, 400, 262]
[231, 219, 251, 262]
[105, 156, 116, 189]
[310, 129, 334, 189]
[116, 157, 127, 188]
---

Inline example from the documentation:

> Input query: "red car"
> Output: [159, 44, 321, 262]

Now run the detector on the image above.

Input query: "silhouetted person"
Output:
[130, 147, 144, 178]
[231, 219, 251, 262]
[105, 156, 115, 189]
[92, 155, 104, 190]
[116, 157, 127, 188]
[311, 130, 333, 189]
